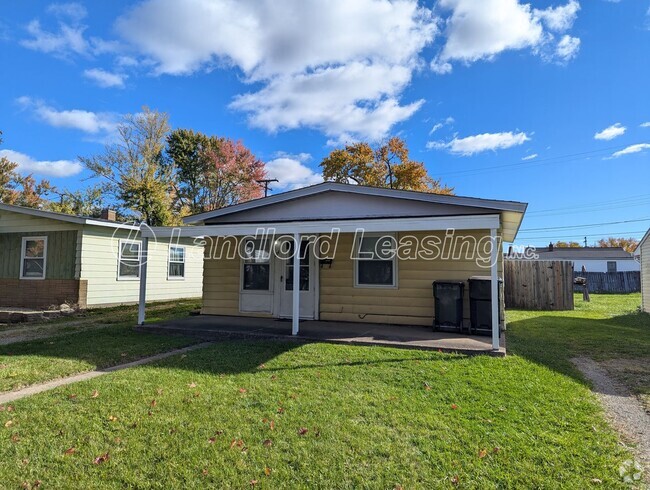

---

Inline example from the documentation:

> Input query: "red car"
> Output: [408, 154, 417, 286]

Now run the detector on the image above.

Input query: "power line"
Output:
[518, 217, 650, 233]
[436, 144, 630, 178]
[515, 230, 647, 240]
[526, 194, 650, 217]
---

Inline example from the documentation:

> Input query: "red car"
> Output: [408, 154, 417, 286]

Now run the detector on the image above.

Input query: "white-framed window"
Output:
[354, 234, 397, 288]
[118, 239, 141, 280]
[241, 238, 271, 291]
[168, 245, 186, 279]
[20, 236, 47, 280]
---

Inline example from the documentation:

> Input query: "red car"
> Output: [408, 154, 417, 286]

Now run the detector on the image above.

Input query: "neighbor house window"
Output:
[607, 261, 617, 273]
[168, 245, 186, 279]
[355, 234, 397, 287]
[118, 239, 141, 280]
[242, 238, 270, 290]
[20, 236, 47, 279]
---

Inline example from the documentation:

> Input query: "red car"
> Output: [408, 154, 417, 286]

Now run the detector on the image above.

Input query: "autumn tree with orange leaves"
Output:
[597, 237, 639, 253]
[320, 137, 453, 194]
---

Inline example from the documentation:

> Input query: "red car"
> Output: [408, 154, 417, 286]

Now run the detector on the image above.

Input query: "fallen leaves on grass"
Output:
[68, 394, 77, 400]
[239, 388, 248, 394]
[493, 447, 501, 454]
[450, 404, 458, 410]
[64, 447, 76, 456]
[451, 475, 460, 486]
[478, 448, 488, 459]
[277, 407, 285, 414]
[150, 399, 157, 407]
[11, 433, 20, 443]
[107, 415, 118, 422]
[263, 439, 272, 447]
[591, 478, 602, 484]
[264, 467, 272, 476]
[4, 420, 14, 428]
[93, 452, 110, 465]
[0, 405, 14, 412]
[201, 468, 208, 476]
[188, 382, 197, 388]
[423, 382, 432, 391]
[250, 480, 258, 487]
[298, 428, 308, 436]
[91, 390, 99, 399]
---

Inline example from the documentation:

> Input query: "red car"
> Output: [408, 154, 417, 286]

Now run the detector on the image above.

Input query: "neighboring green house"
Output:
[0, 203, 203, 309]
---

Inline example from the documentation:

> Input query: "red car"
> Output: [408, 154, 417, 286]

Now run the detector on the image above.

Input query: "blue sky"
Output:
[1, 0, 649, 246]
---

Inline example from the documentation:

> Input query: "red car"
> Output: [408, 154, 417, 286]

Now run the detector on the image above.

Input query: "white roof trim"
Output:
[638, 228, 650, 251]
[183, 182, 527, 224]
[0, 202, 140, 230]
[143, 214, 501, 238]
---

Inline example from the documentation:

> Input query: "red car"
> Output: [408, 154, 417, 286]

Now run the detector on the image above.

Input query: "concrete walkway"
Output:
[0, 342, 213, 404]
[139, 315, 505, 356]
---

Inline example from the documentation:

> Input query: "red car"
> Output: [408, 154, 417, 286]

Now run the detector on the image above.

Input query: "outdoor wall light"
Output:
[319, 259, 333, 269]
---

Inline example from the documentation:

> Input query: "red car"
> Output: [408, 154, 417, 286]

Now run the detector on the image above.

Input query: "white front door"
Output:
[274, 238, 317, 319]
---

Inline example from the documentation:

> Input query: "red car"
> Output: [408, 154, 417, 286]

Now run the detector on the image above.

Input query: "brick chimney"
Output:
[100, 208, 117, 221]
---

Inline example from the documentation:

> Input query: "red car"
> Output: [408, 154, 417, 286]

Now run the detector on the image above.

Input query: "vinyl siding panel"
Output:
[0, 230, 79, 279]
[80, 226, 203, 306]
[642, 237, 650, 313]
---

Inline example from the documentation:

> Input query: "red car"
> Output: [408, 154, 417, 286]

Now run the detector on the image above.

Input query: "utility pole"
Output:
[584, 236, 588, 247]
[257, 179, 279, 197]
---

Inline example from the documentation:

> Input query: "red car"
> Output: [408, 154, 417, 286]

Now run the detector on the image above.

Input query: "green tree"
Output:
[79, 107, 176, 225]
[166, 129, 266, 214]
[320, 136, 453, 194]
[47, 185, 106, 217]
[0, 130, 51, 207]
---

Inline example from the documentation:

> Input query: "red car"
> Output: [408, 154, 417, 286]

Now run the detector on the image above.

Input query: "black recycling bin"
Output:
[432, 281, 465, 333]
[468, 276, 502, 336]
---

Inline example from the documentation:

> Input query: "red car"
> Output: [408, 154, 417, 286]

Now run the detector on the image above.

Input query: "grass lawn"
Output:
[507, 293, 650, 407]
[0, 294, 646, 488]
[0, 300, 201, 393]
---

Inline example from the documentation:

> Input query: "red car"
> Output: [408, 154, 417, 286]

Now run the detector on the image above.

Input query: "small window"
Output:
[355, 235, 397, 287]
[20, 236, 47, 279]
[607, 261, 617, 273]
[168, 245, 186, 279]
[118, 240, 141, 280]
[242, 238, 270, 290]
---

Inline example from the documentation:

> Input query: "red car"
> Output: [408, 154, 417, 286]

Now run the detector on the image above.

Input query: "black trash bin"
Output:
[432, 281, 465, 333]
[468, 276, 502, 336]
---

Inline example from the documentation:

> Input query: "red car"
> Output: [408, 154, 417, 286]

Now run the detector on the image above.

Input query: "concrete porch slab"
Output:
[138, 315, 506, 357]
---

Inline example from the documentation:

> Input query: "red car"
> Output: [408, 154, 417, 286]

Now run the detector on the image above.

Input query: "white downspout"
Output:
[137, 236, 149, 325]
[292, 232, 301, 335]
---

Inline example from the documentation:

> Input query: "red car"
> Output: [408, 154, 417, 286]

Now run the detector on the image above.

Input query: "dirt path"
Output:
[572, 357, 649, 478]
[0, 342, 213, 404]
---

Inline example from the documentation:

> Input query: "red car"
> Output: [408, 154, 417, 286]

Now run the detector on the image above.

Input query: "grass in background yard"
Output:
[0, 300, 201, 393]
[508, 293, 650, 407]
[0, 341, 633, 489]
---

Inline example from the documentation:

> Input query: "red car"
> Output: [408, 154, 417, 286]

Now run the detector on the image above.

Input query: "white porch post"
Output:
[490, 228, 499, 350]
[137, 237, 149, 325]
[292, 233, 301, 335]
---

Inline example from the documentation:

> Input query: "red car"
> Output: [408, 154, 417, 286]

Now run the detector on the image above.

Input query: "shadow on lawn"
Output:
[506, 309, 650, 394]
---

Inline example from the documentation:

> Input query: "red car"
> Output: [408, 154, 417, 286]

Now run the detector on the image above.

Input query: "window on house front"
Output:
[242, 238, 270, 290]
[168, 245, 186, 279]
[355, 234, 397, 287]
[607, 261, 617, 273]
[118, 240, 141, 279]
[20, 236, 47, 279]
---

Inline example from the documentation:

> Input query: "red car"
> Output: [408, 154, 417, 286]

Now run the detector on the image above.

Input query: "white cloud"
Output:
[265, 154, 322, 191]
[0, 149, 82, 177]
[522, 153, 538, 160]
[83, 68, 127, 88]
[432, 0, 581, 72]
[594, 122, 626, 140]
[21, 4, 118, 59]
[17, 96, 119, 135]
[611, 143, 650, 158]
[555, 34, 580, 62]
[428, 131, 530, 155]
[534, 0, 580, 32]
[231, 62, 423, 142]
[115, 0, 436, 141]
[640, 122, 650, 128]
[429, 116, 455, 135]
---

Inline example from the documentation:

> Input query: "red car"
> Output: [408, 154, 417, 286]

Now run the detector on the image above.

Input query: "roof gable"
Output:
[185, 182, 527, 224]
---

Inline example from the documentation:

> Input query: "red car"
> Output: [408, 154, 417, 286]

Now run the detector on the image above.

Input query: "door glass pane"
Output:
[285, 265, 309, 291]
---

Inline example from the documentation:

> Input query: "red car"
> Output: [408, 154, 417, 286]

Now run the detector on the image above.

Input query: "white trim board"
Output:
[144, 214, 501, 239]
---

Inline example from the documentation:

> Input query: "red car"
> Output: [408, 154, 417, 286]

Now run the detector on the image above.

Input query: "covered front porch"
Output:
[137, 315, 506, 356]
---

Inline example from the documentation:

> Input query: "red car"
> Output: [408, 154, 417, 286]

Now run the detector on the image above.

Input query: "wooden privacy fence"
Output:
[572, 271, 640, 294]
[504, 260, 574, 310]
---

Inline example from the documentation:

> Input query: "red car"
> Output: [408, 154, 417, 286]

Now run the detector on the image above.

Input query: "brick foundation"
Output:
[0, 279, 88, 309]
